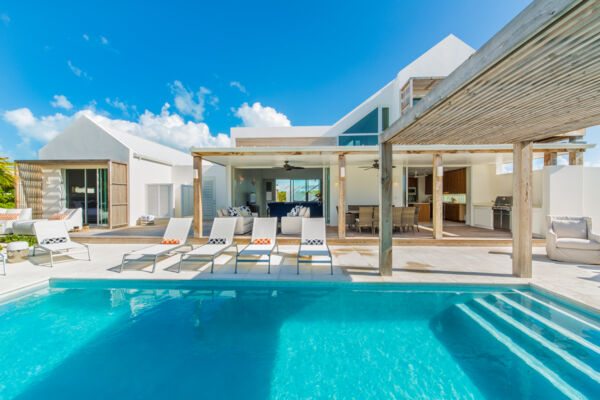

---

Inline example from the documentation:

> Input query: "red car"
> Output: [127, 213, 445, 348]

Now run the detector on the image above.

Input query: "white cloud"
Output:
[105, 97, 135, 116]
[83, 34, 89, 41]
[50, 94, 73, 110]
[168, 81, 218, 121]
[234, 102, 291, 127]
[67, 60, 91, 79]
[3, 104, 230, 151]
[0, 13, 9, 26]
[230, 81, 247, 94]
[100, 36, 109, 45]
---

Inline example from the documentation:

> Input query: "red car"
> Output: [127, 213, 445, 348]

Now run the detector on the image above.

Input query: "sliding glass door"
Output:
[65, 168, 109, 226]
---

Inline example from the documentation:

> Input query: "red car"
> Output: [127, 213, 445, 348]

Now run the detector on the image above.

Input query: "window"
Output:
[338, 135, 378, 146]
[343, 109, 378, 134]
[382, 107, 390, 130]
[147, 184, 173, 217]
[275, 179, 321, 202]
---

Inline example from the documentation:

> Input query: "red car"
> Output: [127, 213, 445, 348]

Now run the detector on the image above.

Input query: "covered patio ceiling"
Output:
[382, 0, 600, 145]
[191, 143, 592, 168]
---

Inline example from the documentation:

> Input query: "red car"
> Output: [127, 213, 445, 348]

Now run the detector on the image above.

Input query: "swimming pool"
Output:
[1, 280, 599, 399]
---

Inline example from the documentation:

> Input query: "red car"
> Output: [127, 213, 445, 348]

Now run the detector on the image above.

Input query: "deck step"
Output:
[513, 290, 600, 332]
[493, 294, 600, 355]
[456, 304, 585, 400]
[473, 298, 600, 384]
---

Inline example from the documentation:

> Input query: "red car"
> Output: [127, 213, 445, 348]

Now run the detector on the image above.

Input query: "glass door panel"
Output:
[66, 170, 86, 218]
[97, 169, 109, 225]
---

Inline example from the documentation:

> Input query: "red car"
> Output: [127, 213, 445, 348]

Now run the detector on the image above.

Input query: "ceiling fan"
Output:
[281, 160, 304, 171]
[359, 160, 396, 170]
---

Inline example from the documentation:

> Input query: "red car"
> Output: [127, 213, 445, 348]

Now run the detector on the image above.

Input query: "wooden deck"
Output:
[71, 220, 544, 247]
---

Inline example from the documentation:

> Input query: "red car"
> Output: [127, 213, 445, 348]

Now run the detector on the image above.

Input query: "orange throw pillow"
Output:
[161, 239, 181, 245]
[49, 213, 69, 220]
[253, 238, 271, 245]
[0, 214, 19, 220]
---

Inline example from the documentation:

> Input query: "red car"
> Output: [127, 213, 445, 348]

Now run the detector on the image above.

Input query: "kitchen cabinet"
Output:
[444, 203, 466, 222]
[443, 168, 466, 194]
[425, 175, 432, 195]
[409, 202, 430, 222]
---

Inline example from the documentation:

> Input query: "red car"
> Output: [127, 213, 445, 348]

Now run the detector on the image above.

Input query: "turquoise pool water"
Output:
[1, 280, 599, 399]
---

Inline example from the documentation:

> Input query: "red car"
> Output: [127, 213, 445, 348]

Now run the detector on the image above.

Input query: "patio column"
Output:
[569, 151, 583, 165]
[379, 142, 393, 276]
[337, 154, 346, 239]
[543, 151, 557, 166]
[512, 141, 533, 278]
[432, 153, 443, 240]
[193, 155, 203, 238]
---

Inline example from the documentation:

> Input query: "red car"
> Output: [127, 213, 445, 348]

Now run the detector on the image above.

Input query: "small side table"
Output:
[7, 241, 29, 263]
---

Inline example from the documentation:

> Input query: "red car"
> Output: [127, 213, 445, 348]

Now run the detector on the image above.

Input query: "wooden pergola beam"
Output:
[378, 142, 393, 276]
[432, 153, 443, 240]
[193, 155, 203, 238]
[512, 141, 533, 278]
[337, 154, 346, 239]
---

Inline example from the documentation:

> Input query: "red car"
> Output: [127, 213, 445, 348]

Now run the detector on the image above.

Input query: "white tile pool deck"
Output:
[1, 244, 599, 313]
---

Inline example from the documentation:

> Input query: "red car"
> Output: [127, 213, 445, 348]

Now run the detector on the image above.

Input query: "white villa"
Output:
[191, 35, 598, 238]
[15, 35, 599, 240]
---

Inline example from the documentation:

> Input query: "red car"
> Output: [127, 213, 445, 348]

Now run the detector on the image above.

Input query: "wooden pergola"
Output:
[378, 0, 600, 278]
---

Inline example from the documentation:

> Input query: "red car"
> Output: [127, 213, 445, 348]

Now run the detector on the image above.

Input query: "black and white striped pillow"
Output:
[41, 237, 67, 245]
[305, 239, 323, 245]
[207, 238, 226, 244]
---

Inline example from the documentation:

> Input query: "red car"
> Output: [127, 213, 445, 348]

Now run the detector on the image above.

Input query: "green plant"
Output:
[0, 185, 15, 208]
[0, 234, 37, 246]
[0, 157, 14, 187]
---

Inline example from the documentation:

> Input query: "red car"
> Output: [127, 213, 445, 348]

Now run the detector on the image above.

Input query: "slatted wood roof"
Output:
[382, 0, 600, 145]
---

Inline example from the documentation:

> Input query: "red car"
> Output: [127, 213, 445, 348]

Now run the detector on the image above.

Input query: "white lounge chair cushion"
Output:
[187, 244, 230, 256]
[556, 238, 600, 251]
[299, 244, 330, 256]
[129, 244, 182, 256]
[40, 241, 87, 252]
[240, 244, 275, 255]
[553, 219, 588, 239]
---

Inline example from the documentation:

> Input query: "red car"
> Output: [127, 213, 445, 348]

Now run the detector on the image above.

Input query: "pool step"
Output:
[472, 298, 600, 384]
[513, 290, 600, 332]
[456, 304, 586, 400]
[492, 293, 600, 356]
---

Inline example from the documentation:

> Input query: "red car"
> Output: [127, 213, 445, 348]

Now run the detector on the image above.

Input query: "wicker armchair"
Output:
[356, 207, 374, 233]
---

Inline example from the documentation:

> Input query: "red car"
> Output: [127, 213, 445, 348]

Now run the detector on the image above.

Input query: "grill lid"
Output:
[493, 196, 513, 208]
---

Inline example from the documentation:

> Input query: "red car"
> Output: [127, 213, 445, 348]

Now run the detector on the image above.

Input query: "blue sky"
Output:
[0, 0, 598, 163]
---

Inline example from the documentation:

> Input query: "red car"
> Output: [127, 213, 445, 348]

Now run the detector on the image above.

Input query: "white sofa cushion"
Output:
[553, 219, 588, 239]
[556, 238, 600, 250]
[556, 238, 600, 251]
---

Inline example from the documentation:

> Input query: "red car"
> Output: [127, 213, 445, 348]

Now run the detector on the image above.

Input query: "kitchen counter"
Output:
[408, 202, 431, 222]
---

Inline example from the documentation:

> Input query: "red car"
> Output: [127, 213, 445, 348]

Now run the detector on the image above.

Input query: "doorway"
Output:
[65, 168, 109, 225]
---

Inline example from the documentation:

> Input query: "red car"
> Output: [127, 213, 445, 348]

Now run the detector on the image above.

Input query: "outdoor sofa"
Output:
[546, 216, 600, 265]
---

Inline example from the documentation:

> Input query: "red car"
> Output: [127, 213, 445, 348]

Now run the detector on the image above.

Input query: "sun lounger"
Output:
[297, 218, 332, 275]
[235, 217, 278, 274]
[120, 217, 192, 273]
[178, 217, 237, 273]
[33, 221, 91, 267]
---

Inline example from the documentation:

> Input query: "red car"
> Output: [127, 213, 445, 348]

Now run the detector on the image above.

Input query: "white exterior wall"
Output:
[345, 165, 404, 208]
[171, 165, 194, 217]
[544, 166, 600, 231]
[128, 157, 175, 224]
[39, 117, 130, 163]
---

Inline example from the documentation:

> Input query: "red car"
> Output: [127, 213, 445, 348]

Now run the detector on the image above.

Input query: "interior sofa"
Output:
[281, 206, 311, 234]
[216, 206, 257, 234]
[546, 216, 600, 265]
[0, 208, 32, 234]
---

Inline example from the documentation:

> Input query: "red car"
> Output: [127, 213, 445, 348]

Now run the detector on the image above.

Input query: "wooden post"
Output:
[543, 152, 557, 166]
[337, 154, 346, 239]
[14, 163, 21, 209]
[569, 151, 583, 165]
[107, 161, 113, 229]
[193, 155, 203, 238]
[379, 142, 393, 276]
[512, 141, 533, 278]
[432, 153, 443, 240]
